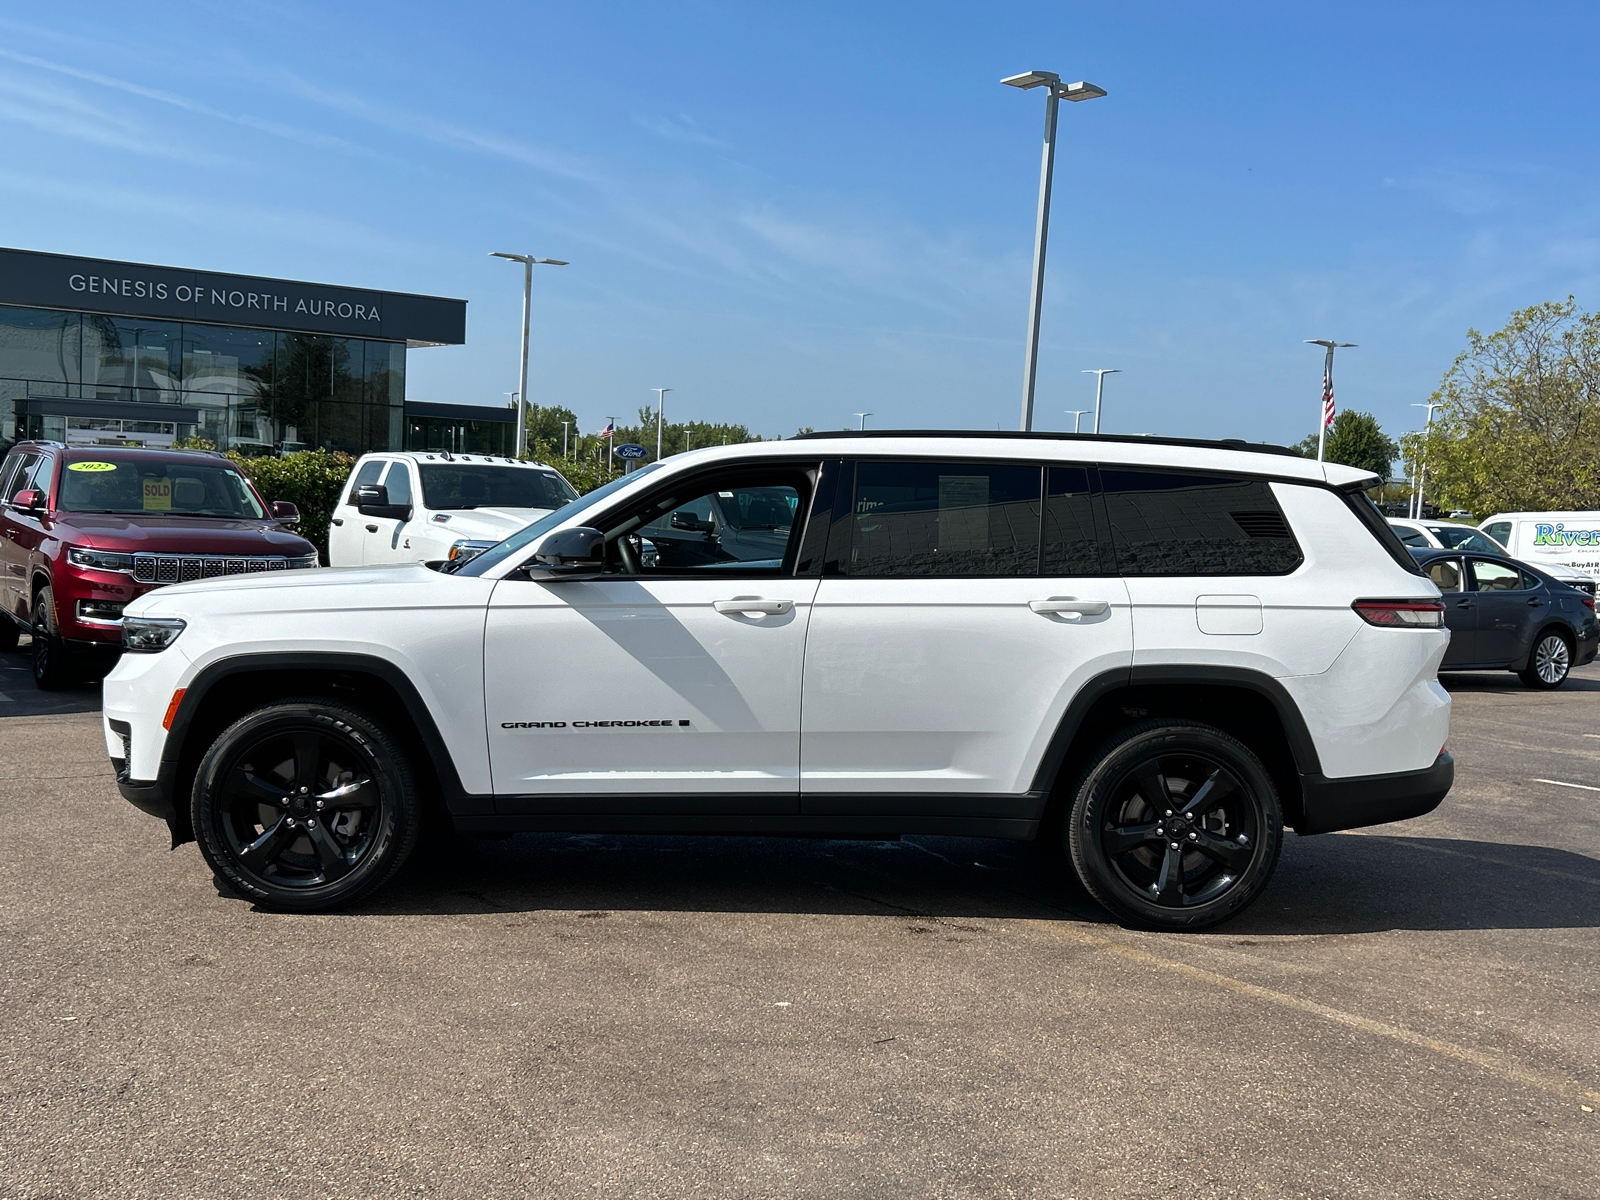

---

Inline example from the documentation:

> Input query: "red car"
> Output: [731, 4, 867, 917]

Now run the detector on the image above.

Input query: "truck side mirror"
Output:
[355, 484, 411, 521]
[523, 527, 605, 581]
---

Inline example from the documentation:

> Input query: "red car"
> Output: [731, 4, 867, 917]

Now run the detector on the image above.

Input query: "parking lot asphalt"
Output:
[1, 650, 1597, 1200]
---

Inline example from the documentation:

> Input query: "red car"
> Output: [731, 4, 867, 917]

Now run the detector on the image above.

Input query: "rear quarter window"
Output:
[1099, 469, 1303, 576]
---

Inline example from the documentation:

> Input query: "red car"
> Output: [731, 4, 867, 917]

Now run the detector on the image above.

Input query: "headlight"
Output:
[68, 547, 135, 573]
[122, 616, 187, 652]
[447, 539, 497, 564]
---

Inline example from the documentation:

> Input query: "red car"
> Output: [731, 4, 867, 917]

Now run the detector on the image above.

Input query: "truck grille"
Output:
[132, 553, 319, 585]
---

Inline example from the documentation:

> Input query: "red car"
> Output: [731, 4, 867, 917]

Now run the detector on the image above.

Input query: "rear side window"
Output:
[1426, 558, 1463, 592]
[1395, 527, 1428, 547]
[1099, 469, 1303, 576]
[1044, 467, 1105, 575]
[381, 461, 412, 507]
[845, 460, 1040, 576]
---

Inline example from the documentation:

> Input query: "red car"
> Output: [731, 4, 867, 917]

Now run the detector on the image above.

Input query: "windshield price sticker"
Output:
[68, 461, 117, 472]
[142, 478, 172, 511]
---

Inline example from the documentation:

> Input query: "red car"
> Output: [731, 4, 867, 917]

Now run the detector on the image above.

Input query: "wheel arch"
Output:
[1517, 621, 1577, 673]
[159, 652, 472, 845]
[1032, 666, 1319, 833]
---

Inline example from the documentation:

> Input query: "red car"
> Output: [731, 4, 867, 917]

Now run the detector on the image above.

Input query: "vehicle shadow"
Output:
[1441, 665, 1600, 693]
[332, 827, 1600, 935]
[0, 640, 102, 718]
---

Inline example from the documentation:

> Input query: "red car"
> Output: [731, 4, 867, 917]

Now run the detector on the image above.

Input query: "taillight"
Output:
[1583, 596, 1595, 612]
[1352, 599, 1446, 628]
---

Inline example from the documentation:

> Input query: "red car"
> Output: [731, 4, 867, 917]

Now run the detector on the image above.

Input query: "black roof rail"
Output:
[786, 429, 1302, 457]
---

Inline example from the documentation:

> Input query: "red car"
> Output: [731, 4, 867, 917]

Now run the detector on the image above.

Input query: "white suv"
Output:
[103, 433, 1454, 930]
[327, 451, 578, 567]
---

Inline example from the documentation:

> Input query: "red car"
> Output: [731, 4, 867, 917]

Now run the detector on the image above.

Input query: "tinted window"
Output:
[1482, 522, 1513, 547]
[381, 460, 412, 507]
[347, 458, 385, 501]
[1044, 466, 1103, 575]
[1100, 469, 1302, 576]
[1395, 527, 1429, 547]
[419, 464, 578, 511]
[1469, 560, 1532, 592]
[1426, 558, 1463, 592]
[846, 461, 1040, 577]
[1428, 526, 1502, 554]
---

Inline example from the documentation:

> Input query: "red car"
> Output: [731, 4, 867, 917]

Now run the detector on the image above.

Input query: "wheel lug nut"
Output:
[1170, 842, 1180, 850]
[1165, 810, 1173, 817]
[315, 800, 324, 809]
[1188, 832, 1197, 840]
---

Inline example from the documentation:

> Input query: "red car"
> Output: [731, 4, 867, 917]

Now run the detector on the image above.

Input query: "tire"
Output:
[31, 586, 76, 690]
[1519, 630, 1572, 689]
[191, 699, 423, 912]
[0, 614, 19, 652]
[1066, 720, 1284, 932]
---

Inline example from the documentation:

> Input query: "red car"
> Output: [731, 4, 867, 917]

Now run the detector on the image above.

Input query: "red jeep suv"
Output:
[0, 442, 318, 689]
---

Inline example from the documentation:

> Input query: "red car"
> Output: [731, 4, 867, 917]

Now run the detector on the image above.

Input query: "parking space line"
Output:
[1031, 922, 1600, 1107]
[1534, 778, 1600, 793]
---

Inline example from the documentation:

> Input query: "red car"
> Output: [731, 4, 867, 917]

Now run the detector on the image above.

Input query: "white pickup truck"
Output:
[326, 451, 578, 567]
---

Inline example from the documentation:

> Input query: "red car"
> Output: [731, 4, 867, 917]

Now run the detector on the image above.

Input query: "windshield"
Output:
[419, 464, 578, 511]
[58, 458, 265, 518]
[453, 463, 665, 577]
[1427, 525, 1501, 554]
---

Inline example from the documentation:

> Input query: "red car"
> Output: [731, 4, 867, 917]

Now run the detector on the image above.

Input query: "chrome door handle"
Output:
[714, 598, 793, 617]
[1029, 597, 1109, 616]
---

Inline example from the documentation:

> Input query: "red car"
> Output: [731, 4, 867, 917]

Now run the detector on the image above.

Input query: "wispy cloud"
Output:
[0, 71, 205, 163]
[633, 112, 730, 149]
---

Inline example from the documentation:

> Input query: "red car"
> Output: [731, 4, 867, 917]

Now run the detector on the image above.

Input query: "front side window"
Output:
[4, 453, 40, 503]
[419, 464, 578, 511]
[1100, 469, 1303, 576]
[844, 460, 1040, 577]
[345, 458, 385, 503]
[1469, 559, 1531, 592]
[1482, 522, 1513, 547]
[58, 458, 266, 518]
[599, 468, 812, 576]
[1426, 558, 1464, 593]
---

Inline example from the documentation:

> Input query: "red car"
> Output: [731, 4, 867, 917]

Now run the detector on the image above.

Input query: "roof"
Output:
[376, 450, 559, 468]
[672, 431, 1374, 488]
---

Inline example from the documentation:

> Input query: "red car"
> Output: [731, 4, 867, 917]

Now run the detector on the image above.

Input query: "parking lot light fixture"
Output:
[854, 412, 872, 431]
[652, 388, 672, 459]
[1082, 369, 1120, 434]
[1065, 408, 1092, 433]
[490, 252, 568, 458]
[1410, 400, 1445, 519]
[1003, 70, 1107, 432]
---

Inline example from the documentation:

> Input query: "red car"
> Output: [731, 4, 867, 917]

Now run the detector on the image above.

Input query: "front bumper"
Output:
[1295, 751, 1454, 835]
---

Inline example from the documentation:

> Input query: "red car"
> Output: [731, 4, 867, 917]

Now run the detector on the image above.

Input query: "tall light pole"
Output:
[606, 415, 616, 474]
[1082, 368, 1120, 434]
[652, 387, 672, 459]
[854, 412, 872, 431]
[1410, 400, 1444, 519]
[1002, 70, 1107, 433]
[1305, 339, 1356, 462]
[490, 251, 568, 458]
[1064, 409, 1092, 433]
[561, 420, 570, 459]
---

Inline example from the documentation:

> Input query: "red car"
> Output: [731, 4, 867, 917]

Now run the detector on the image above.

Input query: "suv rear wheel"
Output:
[1066, 720, 1283, 931]
[191, 699, 423, 912]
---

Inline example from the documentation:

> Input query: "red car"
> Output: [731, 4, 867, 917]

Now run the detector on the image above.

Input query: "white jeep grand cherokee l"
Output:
[105, 432, 1453, 930]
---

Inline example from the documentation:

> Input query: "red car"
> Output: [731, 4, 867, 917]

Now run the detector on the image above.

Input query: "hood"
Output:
[124, 561, 446, 614]
[49, 512, 314, 555]
[426, 506, 554, 541]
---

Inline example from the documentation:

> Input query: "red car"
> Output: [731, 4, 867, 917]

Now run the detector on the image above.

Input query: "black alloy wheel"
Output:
[192, 700, 422, 911]
[1067, 721, 1283, 931]
[31, 585, 75, 690]
[1520, 631, 1572, 690]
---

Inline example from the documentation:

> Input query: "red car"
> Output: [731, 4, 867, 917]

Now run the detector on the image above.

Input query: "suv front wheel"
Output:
[1067, 721, 1284, 931]
[192, 700, 423, 911]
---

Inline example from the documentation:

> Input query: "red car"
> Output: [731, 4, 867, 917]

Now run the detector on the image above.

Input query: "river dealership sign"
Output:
[0, 246, 466, 345]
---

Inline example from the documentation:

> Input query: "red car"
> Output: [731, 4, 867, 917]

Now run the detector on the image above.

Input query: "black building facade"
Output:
[0, 248, 466, 455]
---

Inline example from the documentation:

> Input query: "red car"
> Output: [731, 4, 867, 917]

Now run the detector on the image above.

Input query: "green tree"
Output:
[1410, 298, 1600, 515]
[1293, 410, 1398, 478]
[226, 449, 355, 563]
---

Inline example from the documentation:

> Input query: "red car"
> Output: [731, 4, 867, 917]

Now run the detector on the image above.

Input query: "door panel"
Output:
[328, 458, 384, 567]
[368, 460, 416, 564]
[1470, 558, 1539, 665]
[1424, 557, 1475, 665]
[484, 577, 818, 804]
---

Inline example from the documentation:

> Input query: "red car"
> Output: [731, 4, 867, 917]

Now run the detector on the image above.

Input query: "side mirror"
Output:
[670, 510, 713, 533]
[355, 483, 411, 521]
[524, 526, 605, 580]
[270, 500, 301, 524]
[12, 488, 43, 512]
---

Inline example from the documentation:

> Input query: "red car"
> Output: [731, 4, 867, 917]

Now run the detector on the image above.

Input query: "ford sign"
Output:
[614, 443, 649, 460]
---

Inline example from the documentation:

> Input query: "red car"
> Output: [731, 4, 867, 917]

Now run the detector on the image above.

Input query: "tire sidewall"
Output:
[31, 585, 71, 689]
[1067, 721, 1283, 931]
[192, 701, 420, 911]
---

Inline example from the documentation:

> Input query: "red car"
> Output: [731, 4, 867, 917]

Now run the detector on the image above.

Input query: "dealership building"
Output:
[0, 247, 469, 456]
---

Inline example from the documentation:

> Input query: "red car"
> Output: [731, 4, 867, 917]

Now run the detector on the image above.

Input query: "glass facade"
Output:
[404, 413, 514, 456]
[0, 303, 405, 455]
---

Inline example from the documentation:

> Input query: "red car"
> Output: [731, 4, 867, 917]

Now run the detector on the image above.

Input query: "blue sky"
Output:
[2, 1, 1597, 445]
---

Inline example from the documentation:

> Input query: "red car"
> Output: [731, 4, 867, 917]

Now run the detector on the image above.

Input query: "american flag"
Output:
[1321, 360, 1336, 429]
[599, 421, 614, 439]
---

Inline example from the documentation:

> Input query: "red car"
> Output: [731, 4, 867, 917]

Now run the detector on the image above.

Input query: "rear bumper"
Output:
[1295, 751, 1453, 835]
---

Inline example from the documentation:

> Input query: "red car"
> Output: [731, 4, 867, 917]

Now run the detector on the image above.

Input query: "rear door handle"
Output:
[714, 598, 793, 617]
[1527, 598, 1543, 606]
[1030, 597, 1110, 616]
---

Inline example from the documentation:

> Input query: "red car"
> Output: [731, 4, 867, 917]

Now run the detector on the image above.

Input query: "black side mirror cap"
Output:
[670, 510, 713, 533]
[524, 526, 605, 580]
